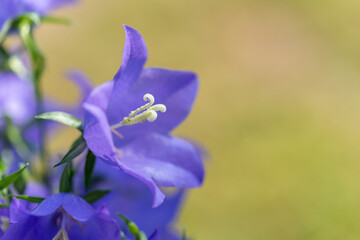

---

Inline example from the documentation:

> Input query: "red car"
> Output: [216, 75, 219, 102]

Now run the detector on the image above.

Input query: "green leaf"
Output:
[0, 164, 28, 191]
[117, 213, 148, 240]
[40, 16, 72, 26]
[59, 163, 72, 193]
[82, 190, 110, 204]
[5, 116, 30, 160]
[54, 136, 86, 167]
[36, 111, 83, 131]
[84, 150, 96, 190]
[0, 204, 9, 208]
[15, 195, 44, 203]
[0, 12, 40, 45]
[13, 173, 26, 194]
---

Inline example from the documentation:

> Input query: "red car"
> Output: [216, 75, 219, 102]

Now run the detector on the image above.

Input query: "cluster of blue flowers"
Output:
[0, 0, 205, 239]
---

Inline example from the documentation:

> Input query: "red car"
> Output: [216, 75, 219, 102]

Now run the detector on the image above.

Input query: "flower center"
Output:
[111, 93, 166, 130]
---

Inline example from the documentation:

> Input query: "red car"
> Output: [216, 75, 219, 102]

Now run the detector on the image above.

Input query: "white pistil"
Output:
[111, 93, 166, 129]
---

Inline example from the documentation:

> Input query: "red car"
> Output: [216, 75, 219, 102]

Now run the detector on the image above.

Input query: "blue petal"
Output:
[83, 103, 119, 167]
[5, 194, 120, 240]
[109, 67, 199, 141]
[84, 80, 114, 111]
[31, 193, 94, 222]
[4, 201, 120, 240]
[0, 72, 36, 127]
[106, 25, 148, 119]
[68, 206, 121, 240]
[118, 133, 204, 207]
[2, 215, 59, 240]
[92, 160, 185, 235]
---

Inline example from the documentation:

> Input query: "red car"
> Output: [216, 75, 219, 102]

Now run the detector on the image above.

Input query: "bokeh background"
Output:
[36, 0, 360, 239]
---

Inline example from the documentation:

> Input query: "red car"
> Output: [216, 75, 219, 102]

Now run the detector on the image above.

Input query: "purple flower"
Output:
[0, 72, 36, 171]
[0, 72, 36, 130]
[0, 0, 76, 29]
[83, 25, 204, 207]
[0, 70, 91, 171]
[89, 160, 185, 239]
[3, 193, 121, 240]
[0, 70, 89, 130]
[0, 181, 49, 237]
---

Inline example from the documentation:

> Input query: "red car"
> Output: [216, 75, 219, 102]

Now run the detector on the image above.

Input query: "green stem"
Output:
[4, 117, 31, 163]
[18, 20, 46, 165]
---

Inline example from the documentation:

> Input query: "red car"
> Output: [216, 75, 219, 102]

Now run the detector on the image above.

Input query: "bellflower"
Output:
[83, 25, 204, 207]
[89, 160, 185, 239]
[3, 193, 121, 240]
[0, 0, 76, 30]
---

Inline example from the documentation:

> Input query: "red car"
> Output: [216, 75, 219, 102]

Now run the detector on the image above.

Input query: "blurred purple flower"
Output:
[83, 25, 204, 207]
[0, 0, 76, 29]
[0, 72, 36, 129]
[3, 193, 121, 240]
[0, 69, 90, 131]
[0, 70, 91, 171]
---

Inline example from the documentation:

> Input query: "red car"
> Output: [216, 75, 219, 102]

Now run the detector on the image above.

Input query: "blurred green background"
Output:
[35, 0, 360, 239]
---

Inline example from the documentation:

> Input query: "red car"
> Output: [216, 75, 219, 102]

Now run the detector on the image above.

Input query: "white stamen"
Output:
[149, 104, 166, 113]
[147, 110, 158, 122]
[143, 93, 155, 105]
[52, 212, 70, 240]
[111, 93, 166, 129]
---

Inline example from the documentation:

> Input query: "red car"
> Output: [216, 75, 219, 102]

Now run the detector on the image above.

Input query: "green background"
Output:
[36, 0, 360, 239]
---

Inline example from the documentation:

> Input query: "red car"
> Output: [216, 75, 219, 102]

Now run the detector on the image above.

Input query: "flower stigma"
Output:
[111, 93, 166, 130]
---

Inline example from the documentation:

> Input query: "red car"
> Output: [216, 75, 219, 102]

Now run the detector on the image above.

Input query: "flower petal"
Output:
[31, 193, 94, 222]
[2, 215, 58, 240]
[92, 160, 185, 235]
[83, 103, 119, 167]
[82, 80, 116, 165]
[118, 133, 204, 207]
[106, 25, 148, 117]
[9, 199, 31, 223]
[69, 206, 121, 240]
[4, 197, 120, 240]
[0, 72, 36, 126]
[108, 68, 198, 141]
